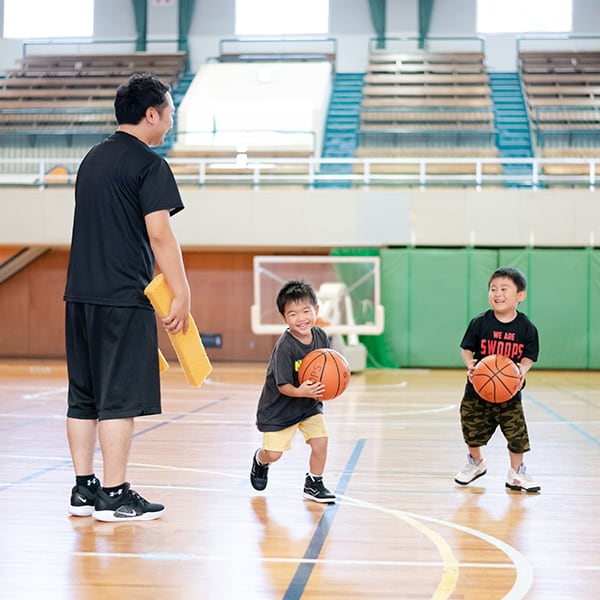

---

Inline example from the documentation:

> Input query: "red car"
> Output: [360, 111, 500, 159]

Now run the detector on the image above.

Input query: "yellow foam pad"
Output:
[145, 274, 212, 387]
[158, 349, 169, 373]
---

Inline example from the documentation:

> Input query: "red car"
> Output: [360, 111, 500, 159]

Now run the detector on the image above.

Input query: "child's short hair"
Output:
[276, 280, 318, 315]
[489, 267, 527, 292]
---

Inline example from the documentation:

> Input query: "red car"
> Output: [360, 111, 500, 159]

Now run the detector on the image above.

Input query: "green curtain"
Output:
[178, 0, 196, 54]
[418, 0, 435, 49]
[131, 0, 147, 52]
[499, 248, 600, 369]
[368, 0, 386, 50]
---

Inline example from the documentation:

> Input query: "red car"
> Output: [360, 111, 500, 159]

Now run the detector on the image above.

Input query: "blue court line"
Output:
[133, 397, 228, 438]
[283, 438, 366, 600]
[526, 393, 600, 447]
[0, 397, 230, 494]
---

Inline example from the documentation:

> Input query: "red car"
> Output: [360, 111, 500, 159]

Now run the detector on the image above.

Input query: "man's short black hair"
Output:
[114, 73, 171, 125]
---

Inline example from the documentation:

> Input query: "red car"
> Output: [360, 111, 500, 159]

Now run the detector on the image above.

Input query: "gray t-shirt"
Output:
[256, 326, 330, 432]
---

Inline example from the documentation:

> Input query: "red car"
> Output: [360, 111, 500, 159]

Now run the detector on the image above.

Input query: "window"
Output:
[235, 0, 329, 35]
[3, 0, 94, 38]
[477, 0, 572, 33]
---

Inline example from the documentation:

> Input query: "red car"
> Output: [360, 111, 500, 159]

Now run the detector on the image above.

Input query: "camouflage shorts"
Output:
[460, 390, 531, 453]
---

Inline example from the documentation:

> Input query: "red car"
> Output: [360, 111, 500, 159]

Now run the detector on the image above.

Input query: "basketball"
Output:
[298, 348, 351, 401]
[471, 354, 521, 403]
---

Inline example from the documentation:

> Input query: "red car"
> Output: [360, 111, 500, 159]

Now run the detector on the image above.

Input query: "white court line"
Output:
[0, 413, 64, 419]
[0, 464, 583, 597]
[69, 550, 600, 573]
[70, 551, 515, 569]
[0, 384, 67, 393]
[69, 470, 531, 599]
[340, 495, 533, 600]
[0, 404, 457, 423]
[23, 387, 68, 399]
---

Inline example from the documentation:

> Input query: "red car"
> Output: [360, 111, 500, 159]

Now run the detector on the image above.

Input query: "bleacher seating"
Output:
[356, 51, 498, 181]
[359, 51, 495, 146]
[0, 52, 187, 134]
[520, 51, 600, 152]
[6, 52, 187, 78]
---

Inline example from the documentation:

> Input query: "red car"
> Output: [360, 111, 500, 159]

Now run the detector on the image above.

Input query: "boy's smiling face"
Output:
[282, 298, 319, 342]
[488, 276, 526, 320]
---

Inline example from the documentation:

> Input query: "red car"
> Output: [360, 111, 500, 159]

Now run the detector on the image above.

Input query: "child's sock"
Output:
[307, 472, 323, 481]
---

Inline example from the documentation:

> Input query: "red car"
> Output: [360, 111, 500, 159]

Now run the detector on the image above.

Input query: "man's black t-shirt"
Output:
[64, 131, 184, 308]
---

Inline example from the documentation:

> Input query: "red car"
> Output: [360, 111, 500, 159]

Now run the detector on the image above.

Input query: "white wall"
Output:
[1, 187, 598, 249]
[175, 62, 331, 155]
[1, 0, 600, 73]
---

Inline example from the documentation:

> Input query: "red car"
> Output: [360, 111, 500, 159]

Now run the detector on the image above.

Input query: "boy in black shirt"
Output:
[251, 281, 336, 503]
[455, 267, 541, 493]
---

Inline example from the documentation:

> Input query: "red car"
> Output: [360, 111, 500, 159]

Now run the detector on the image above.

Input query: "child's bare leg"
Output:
[509, 450, 523, 471]
[468, 446, 483, 461]
[258, 449, 282, 464]
[307, 436, 328, 475]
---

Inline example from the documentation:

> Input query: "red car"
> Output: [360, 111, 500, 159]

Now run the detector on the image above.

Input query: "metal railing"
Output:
[21, 37, 182, 57]
[1, 155, 598, 190]
[367, 36, 486, 55]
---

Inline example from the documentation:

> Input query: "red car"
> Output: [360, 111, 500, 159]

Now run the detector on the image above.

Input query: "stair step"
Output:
[326, 119, 359, 127]
[501, 151, 533, 158]
[490, 71, 533, 168]
[325, 119, 356, 131]
[495, 114, 528, 121]
[328, 110, 360, 118]
[331, 94, 363, 101]
[321, 73, 364, 162]
[498, 139, 531, 148]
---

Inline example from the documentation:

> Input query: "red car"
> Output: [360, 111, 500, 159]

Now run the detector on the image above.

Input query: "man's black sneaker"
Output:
[250, 449, 269, 491]
[92, 482, 165, 522]
[69, 484, 98, 517]
[303, 474, 336, 503]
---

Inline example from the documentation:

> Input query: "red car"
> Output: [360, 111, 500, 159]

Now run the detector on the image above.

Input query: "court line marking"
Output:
[22, 387, 68, 399]
[27, 456, 530, 600]
[69, 551, 519, 569]
[339, 495, 533, 600]
[282, 438, 365, 600]
[0, 386, 532, 600]
[0, 397, 233, 494]
[526, 392, 600, 447]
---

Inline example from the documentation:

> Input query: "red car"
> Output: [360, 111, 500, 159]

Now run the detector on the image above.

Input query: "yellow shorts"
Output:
[262, 413, 328, 452]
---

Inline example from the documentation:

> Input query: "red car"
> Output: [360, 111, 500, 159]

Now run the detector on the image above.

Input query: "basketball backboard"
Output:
[251, 255, 384, 336]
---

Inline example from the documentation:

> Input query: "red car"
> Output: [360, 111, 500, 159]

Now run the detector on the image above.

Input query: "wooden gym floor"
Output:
[0, 360, 599, 599]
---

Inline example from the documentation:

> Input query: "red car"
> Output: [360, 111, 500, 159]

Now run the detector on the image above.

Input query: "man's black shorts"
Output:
[65, 302, 161, 420]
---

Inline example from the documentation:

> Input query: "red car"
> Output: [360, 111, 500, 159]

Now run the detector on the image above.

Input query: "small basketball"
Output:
[471, 354, 521, 403]
[298, 348, 351, 401]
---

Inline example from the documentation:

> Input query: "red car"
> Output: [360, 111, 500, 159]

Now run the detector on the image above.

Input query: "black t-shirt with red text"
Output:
[461, 309, 539, 399]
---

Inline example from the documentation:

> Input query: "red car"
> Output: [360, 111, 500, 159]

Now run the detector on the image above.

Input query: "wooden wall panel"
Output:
[0, 248, 284, 362]
[0, 246, 24, 265]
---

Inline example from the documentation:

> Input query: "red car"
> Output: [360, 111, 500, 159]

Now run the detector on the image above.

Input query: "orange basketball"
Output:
[298, 348, 351, 401]
[471, 354, 521, 403]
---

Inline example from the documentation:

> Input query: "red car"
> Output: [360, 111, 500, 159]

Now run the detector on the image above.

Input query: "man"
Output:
[64, 73, 190, 522]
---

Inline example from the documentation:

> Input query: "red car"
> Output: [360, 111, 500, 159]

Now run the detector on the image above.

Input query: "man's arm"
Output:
[145, 209, 190, 334]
